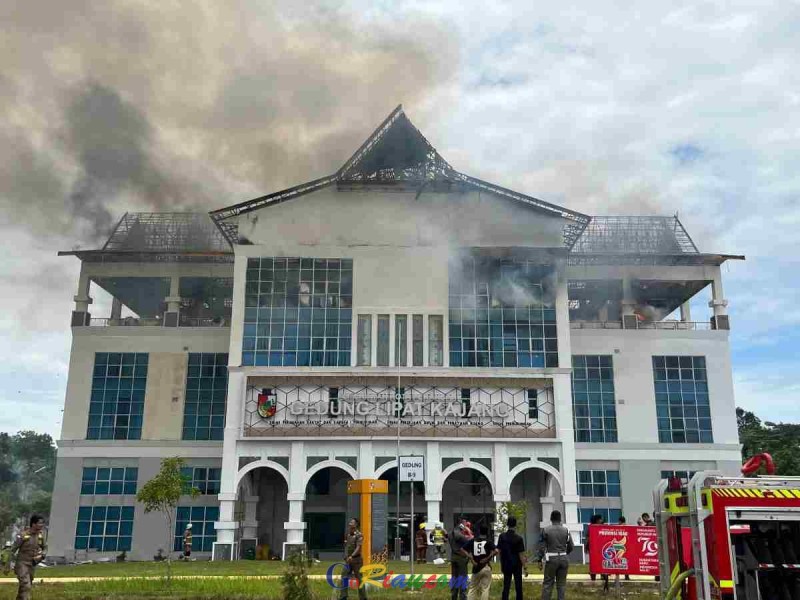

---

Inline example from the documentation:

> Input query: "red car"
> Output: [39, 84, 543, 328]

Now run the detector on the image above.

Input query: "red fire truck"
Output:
[653, 455, 800, 599]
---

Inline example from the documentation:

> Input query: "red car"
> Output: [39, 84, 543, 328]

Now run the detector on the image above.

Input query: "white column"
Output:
[426, 500, 441, 525]
[216, 372, 245, 548]
[216, 493, 238, 546]
[539, 496, 556, 529]
[110, 297, 122, 320]
[621, 274, 635, 314]
[553, 372, 580, 544]
[74, 272, 92, 311]
[709, 268, 729, 329]
[220, 372, 244, 495]
[358, 441, 374, 478]
[554, 260, 572, 368]
[166, 275, 181, 312]
[679, 302, 692, 322]
[424, 442, 441, 503]
[71, 270, 93, 326]
[621, 272, 637, 329]
[492, 443, 510, 502]
[164, 275, 181, 326]
[285, 498, 306, 546]
[283, 442, 307, 552]
[241, 495, 259, 539]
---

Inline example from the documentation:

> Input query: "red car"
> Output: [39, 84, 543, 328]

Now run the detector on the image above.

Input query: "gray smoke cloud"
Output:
[0, 0, 458, 247]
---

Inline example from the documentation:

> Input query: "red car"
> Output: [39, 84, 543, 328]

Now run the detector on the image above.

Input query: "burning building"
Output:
[49, 106, 743, 560]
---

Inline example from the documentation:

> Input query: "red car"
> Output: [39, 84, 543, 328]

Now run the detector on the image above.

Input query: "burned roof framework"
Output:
[59, 212, 234, 263]
[61, 106, 742, 267]
[209, 105, 592, 248]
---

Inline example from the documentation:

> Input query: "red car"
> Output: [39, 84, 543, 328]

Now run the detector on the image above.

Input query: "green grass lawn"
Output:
[0, 560, 596, 579]
[0, 560, 660, 599]
[0, 577, 660, 600]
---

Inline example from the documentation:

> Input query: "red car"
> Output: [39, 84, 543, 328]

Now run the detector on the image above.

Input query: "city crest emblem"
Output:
[257, 389, 277, 418]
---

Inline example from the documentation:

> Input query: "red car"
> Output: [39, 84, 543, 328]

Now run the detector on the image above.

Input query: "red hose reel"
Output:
[741, 453, 776, 476]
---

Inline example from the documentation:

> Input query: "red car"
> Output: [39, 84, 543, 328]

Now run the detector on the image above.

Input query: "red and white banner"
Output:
[588, 525, 660, 575]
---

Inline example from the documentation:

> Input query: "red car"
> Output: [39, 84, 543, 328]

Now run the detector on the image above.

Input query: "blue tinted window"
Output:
[86, 353, 147, 440]
[576, 470, 621, 497]
[242, 258, 353, 367]
[79, 467, 138, 495]
[183, 353, 228, 441]
[448, 257, 557, 368]
[652, 356, 712, 444]
[174, 506, 218, 552]
[572, 356, 617, 443]
[75, 505, 134, 553]
[181, 466, 221, 495]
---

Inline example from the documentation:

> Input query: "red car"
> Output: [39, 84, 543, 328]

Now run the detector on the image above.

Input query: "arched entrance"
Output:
[508, 462, 563, 549]
[235, 463, 290, 560]
[304, 465, 354, 559]
[441, 466, 494, 535]
[378, 466, 426, 556]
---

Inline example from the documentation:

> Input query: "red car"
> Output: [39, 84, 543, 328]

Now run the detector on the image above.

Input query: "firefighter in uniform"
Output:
[537, 510, 573, 600]
[341, 518, 367, 599]
[433, 523, 448, 560]
[4, 515, 47, 600]
[182, 524, 193, 560]
[1, 542, 12, 572]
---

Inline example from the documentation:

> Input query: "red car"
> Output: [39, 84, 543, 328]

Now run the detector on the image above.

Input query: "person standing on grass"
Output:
[498, 516, 526, 600]
[433, 523, 448, 560]
[416, 523, 428, 563]
[449, 517, 470, 600]
[340, 518, 367, 600]
[460, 526, 499, 600]
[182, 523, 193, 560]
[537, 510, 573, 600]
[4, 514, 47, 600]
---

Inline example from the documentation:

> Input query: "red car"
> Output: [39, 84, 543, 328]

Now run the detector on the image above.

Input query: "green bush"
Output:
[282, 550, 312, 600]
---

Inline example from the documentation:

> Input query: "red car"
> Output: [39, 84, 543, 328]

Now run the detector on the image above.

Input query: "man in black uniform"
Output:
[449, 517, 470, 600]
[537, 510, 573, 600]
[498, 516, 526, 600]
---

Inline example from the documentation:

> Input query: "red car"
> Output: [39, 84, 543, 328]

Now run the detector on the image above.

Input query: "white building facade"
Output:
[49, 107, 743, 561]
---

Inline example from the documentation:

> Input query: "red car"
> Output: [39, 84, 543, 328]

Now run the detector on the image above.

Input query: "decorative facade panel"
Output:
[243, 380, 555, 438]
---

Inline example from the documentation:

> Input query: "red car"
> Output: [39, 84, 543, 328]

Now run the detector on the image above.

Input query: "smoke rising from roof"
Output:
[0, 1, 457, 246]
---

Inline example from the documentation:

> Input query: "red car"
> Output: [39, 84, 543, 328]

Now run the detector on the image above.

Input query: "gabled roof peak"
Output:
[337, 104, 454, 182]
[210, 105, 591, 247]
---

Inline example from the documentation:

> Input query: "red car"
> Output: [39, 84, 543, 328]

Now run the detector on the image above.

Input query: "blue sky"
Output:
[0, 0, 798, 438]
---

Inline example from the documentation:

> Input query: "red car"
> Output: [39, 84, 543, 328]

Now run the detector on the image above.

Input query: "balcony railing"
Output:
[88, 317, 230, 328]
[571, 320, 712, 331]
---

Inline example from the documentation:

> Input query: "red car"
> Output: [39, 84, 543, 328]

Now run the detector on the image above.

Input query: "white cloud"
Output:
[1, 0, 798, 432]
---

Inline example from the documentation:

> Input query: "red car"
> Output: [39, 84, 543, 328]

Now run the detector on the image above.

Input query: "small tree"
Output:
[494, 500, 529, 533]
[282, 549, 312, 600]
[137, 457, 199, 581]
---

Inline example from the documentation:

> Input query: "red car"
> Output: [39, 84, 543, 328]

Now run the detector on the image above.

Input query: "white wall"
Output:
[61, 328, 231, 441]
[570, 328, 738, 446]
[236, 187, 567, 249]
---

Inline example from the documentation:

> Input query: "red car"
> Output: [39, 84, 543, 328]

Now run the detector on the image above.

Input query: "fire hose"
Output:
[741, 453, 776, 476]
[664, 568, 695, 600]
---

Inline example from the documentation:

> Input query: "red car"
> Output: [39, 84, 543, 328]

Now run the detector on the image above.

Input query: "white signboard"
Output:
[399, 456, 425, 482]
